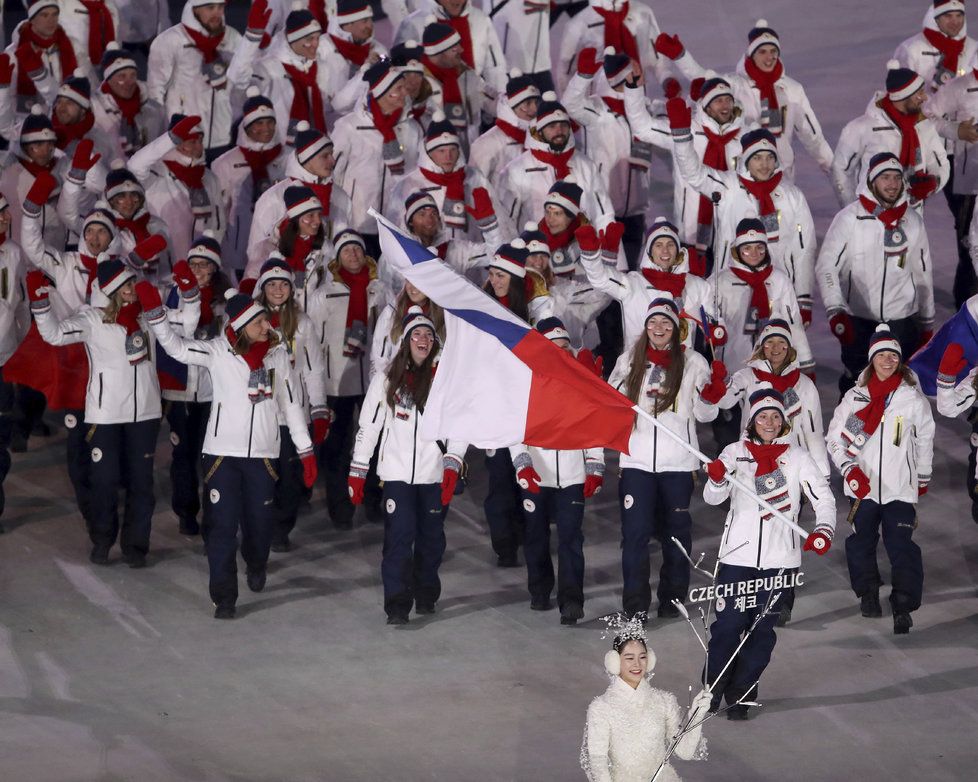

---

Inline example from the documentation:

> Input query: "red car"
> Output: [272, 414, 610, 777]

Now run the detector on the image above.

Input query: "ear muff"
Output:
[604, 650, 620, 676]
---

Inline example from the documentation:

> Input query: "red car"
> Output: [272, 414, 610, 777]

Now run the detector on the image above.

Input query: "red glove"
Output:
[440, 467, 460, 506]
[575, 348, 603, 377]
[829, 312, 854, 346]
[708, 321, 727, 346]
[135, 280, 163, 312]
[654, 32, 685, 60]
[239, 278, 257, 297]
[699, 360, 727, 404]
[246, 0, 272, 36]
[347, 473, 365, 505]
[0, 54, 13, 86]
[918, 484, 929, 497]
[26, 269, 52, 302]
[574, 224, 601, 254]
[171, 259, 197, 293]
[169, 115, 202, 143]
[577, 47, 601, 77]
[17, 44, 43, 79]
[662, 77, 681, 100]
[666, 97, 692, 132]
[689, 77, 705, 102]
[517, 465, 541, 494]
[917, 329, 933, 350]
[465, 187, 497, 230]
[312, 417, 330, 445]
[601, 221, 625, 255]
[116, 302, 142, 333]
[706, 459, 726, 484]
[301, 453, 318, 489]
[799, 301, 813, 327]
[583, 474, 603, 498]
[71, 138, 101, 173]
[24, 171, 58, 215]
[907, 172, 939, 202]
[803, 531, 831, 555]
[128, 234, 167, 268]
[845, 466, 870, 499]
[939, 343, 968, 377]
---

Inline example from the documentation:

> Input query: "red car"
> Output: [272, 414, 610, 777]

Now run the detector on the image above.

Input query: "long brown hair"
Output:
[857, 363, 916, 388]
[385, 330, 440, 411]
[389, 287, 445, 343]
[257, 288, 300, 342]
[232, 326, 280, 355]
[624, 322, 684, 414]
[484, 271, 529, 320]
[278, 218, 325, 258]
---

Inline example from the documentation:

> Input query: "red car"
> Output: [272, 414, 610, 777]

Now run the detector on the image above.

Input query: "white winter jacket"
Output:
[91, 80, 166, 159]
[158, 285, 215, 404]
[827, 378, 935, 505]
[146, 2, 242, 150]
[549, 276, 610, 351]
[113, 0, 170, 45]
[894, 7, 978, 96]
[317, 21, 388, 119]
[608, 348, 718, 473]
[936, 366, 978, 424]
[469, 98, 530, 182]
[0, 239, 29, 366]
[926, 69, 978, 194]
[331, 97, 424, 235]
[271, 309, 329, 423]
[351, 368, 467, 484]
[35, 305, 162, 425]
[482, 0, 550, 76]
[815, 184, 934, 329]
[59, 0, 121, 83]
[509, 442, 604, 489]
[705, 438, 835, 570]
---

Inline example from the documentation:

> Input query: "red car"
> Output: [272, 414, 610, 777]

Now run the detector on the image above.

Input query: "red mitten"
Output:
[577, 47, 601, 77]
[918, 484, 928, 497]
[601, 221, 625, 254]
[805, 370, 816, 383]
[907, 172, 939, 202]
[517, 465, 541, 493]
[689, 77, 705, 102]
[70, 138, 101, 173]
[665, 97, 692, 131]
[246, 0, 272, 38]
[654, 33, 685, 60]
[24, 171, 58, 216]
[26, 269, 52, 302]
[171, 259, 197, 293]
[347, 473, 365, 505]
[699, 360, 727, 404]
[169, 115, 202, 143]
[706, 459, 726, 484]
[0, 54, 13, 86]
[312, 417, 330, 445]
[135, 280, 163, 312]
[440, 467, 459, 506]
[939, 343, 968, 378]
[799, 300, 813, 327]
[829, 312, 854, 346]
[662, 77, 681, 100]
[301, 453, 318, 488]
[803, 531, 831, 555]
[128, 234, 167, 268]
[845, 466, 870, 499]
[574, 224, 601, 254]
[583, 474, 603, 498]
[576, 348, 603, 377]
[465, 186, 497, 231]
[116, 301, 143, 334]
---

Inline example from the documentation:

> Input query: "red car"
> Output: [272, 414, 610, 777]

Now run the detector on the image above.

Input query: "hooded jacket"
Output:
[894, 6, 978, 95]
[469, 96, 532, 182]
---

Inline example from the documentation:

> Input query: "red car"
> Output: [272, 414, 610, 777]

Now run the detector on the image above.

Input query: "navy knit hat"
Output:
[425, 111, 459, 152]
[885, 60, 924, 101]
[867, 152, 903, 183]
[506, 69, 540, 109]
[283, 185, 322, 220]
[391, 39, 423, 73]
[536, 316, 570, 342]
[401, 304, 435, 339]
[740, 128, 779, 164]
[422, 21, 461, 56]
[747, 19, 780, 57]
[293, 121, 332, 164]
[733, 217, 768, 249]
[336, 0, 373, 25]
[489, 240, 529, 278]
[188, 231, 222, 268]
[285, 9, 321, 42]
[868, 323, 902, 361]
[105, 162, 144, 200]
[97, 258, 136, 297]
[101, 42, 137, 81]
[405, 191, 438, 224]
[363, 59, 402, 98]
[225, 291, 266, 334]
[534, 91, 571, 130]
[520, 221, 549, 256]
[256, 256, 294, 292]
[544, 179, 583, 217]
[242, 86, 276, 128]
[698, 76, 733, 110]
[21, 105, 56, 144]
[603, 47, 632, 88]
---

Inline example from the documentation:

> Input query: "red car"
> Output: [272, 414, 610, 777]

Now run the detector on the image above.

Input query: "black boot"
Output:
[893, 612, 913, 635]
[726, 704, 750, 721]
[860, 590, 882, 617]
[214, 604, 236, 620]
[560, 602, 584, 625]
[246, 568, 266, 593]
[776, 604, 792, 627]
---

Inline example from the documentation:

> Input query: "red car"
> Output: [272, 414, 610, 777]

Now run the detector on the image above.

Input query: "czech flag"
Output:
[909, 296, 978, 396]
[372, 210, 636, 452]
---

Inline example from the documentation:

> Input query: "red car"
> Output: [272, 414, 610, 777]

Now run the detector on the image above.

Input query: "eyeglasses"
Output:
[188, 260, 213, 271]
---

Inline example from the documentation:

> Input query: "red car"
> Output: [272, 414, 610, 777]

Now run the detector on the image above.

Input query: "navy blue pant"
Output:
[86, 418, 160, 556]
[520, 484, 586, 609]
[274, 425, 304, 543]
[484, 449, 523, 558]
[0, 371, 12, 521]
[63, 409, 93, 529]
[620, 468, 694, 616]
[322, 394, 381, 525]
[202, 455, 277, 607]
[839, 316, 919, 395]
[706, 564, 785, 707]
[966, 411, 978, 512]
[381, 481, 446, 617]
[943, 160, 978, 308]
[845, 499, 923, 613]
[165, 401, 210, 526]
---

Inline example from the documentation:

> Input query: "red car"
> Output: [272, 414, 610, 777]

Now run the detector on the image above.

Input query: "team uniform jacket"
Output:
[710, 264, 813, 373]
[549, 276, 610, 351]
[483, 0, 550, 77]
[509, 442, 604, 489]
[92, 80, 166, 159]
[159, 289, 213, 404]
[671, 124, 817, 306]
[114, 0, 170, 45]
[331, 96, 424, 235]
[4, 22, 71, 117]
[937, 366, 978, 424]
[624, 85, 745, 247]
[816, 183, 935, 331]
[927, 70, 978, 195]
[562, 73, 652, 219]
[317, 20, 388, 118]
[608, 349, 718, 473]
[148, 324, 313, 459]
[272, 311, 329, 423]
[129, 131, 226, 263]
[894, 6, 978, 96]
[59, 0, 122, 83]
[147, 2, 242, 151]
[352, 369, 467, 484]
[469, 98, 531, 182]
[35, 305, 162, 425]
[0, 239, 29, 366]
[832, 92, 950, 207]
[826, 379, 935, 505]
[305, 258, 387, 397]
[417, 63, 493, 142]
[705, 438, 836, 569]
[0, 151, 83, 251]
[720, 359, 830, 479]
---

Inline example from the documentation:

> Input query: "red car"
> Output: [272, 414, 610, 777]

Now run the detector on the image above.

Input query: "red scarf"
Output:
[79, 253, 98, 298]
[445, 14, 475, 68]
[279, 219, 314, 271]
[53, 111, 95, 150]
[422, 55, 464, 107]
[182, 24, 225, 64]
[730, 264, 773, 320]
[164, 160, 206, 190]
[198, 285, 214, 326]
[641, 267, 686, 297]
[116, 301, 143, 335]
[744, 440, 788, 476]
[79, 0, 115, 65]
[239, 338, 271, 371]
[602, 96, 625, 116]
[338, 265, 370, 337]
[420, 167, 466, 201]
[309, 0, 328, 27]
[530, 147, 573, 179]
[17, 156, 56, 178]
[495, 118, 525, 144]
[329, 34, 371, 67]
[855, 372, 902, 436]
[923, 26, 965, 73]
[738, 172, 782, 223]
[369, 96, 402, 143]
[743, 56, 783, 113]
[101, 81, 141, 127]
[697, 126, 739, 234]
[538, 214, 583, 251]
[645, 346, 672, 367]
[117, 211, 151, 242]
[282, 61, 327, 132]
[593, 3, 640, 64]
[241, 144, 282, 188]
[752, 367, 800, 395]
[16, 27, 78, 97]
[879, 96, 923, 172]
[858, 194, 908, 230]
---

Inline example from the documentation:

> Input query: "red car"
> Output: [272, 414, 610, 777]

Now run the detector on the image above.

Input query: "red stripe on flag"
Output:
[512, 330, 635, 453]
[3, 323, 88, 410]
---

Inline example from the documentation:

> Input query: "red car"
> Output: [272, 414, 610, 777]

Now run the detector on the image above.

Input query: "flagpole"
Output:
[630, 405, 809, 541]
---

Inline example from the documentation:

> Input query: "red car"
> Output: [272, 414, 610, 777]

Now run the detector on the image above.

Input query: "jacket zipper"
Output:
[555, 450, 561, 489]
[878, 412, 885, 502]
[132, 365, 138, 422]
[879, 255, 888, 321]
[410, 410, 418, 483]
[213, 402, 222, 436]
[247, 405, 256, 457]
